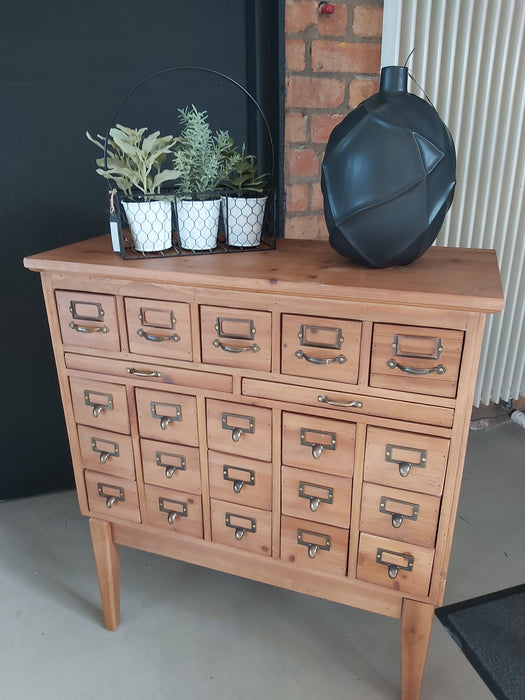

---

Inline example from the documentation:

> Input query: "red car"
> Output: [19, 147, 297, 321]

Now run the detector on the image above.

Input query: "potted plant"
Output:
[86, 125, 180, 252]
[222, 145, 268, 247]
[172, 106, 241, 250]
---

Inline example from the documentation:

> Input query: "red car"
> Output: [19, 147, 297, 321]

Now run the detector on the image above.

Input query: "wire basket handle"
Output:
[103, 65, 275, 178]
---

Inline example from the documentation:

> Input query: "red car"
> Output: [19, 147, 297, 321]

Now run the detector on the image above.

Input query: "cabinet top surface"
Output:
[24, 235, 504, 313]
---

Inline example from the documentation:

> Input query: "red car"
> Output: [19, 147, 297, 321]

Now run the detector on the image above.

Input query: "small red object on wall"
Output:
[318, 2, 335, 15]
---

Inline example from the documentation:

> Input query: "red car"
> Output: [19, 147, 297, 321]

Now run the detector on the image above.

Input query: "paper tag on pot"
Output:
[109, 213, 121, 253]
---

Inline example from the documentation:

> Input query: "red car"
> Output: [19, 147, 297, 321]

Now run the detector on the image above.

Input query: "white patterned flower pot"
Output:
[122, 200, 173, 252]
[176, 198, 221, 250]
[226, 196, 267, 247]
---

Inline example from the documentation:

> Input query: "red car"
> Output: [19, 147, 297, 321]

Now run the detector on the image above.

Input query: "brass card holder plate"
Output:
[156, 451, 187, 478]
[221, 412, 255, 442]
[379, 495, 419, 528]
[225, 512, 257, 540]
[298, 324, 344, 350]
[97, 482, 125, 509]
[84, 390, 113, 416]
[385, 444, 427, 477]
[392, 334, 443, 360]
[297, 529, 331, 559]
[376, 548, 414, 579]
[91, 437, 120, 464]
[69, 300, 105, 322]
[298, 481, 334, 512]
[223, 465, 256, 493]
[159, 497, 188, 524]
[300, 428, 336, 459]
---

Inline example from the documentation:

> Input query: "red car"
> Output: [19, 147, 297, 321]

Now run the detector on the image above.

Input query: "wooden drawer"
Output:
[56, 290, 120, 351]
[208, 451, 272, 510]
[280, 515, 349, 576]
[281, 314, 361, 384]
[364, 426, 449, 496]
[70, 377, 130, 433]
[210, 499, 271, 556]
[77, 425, 134, 479]
[84, 469, 140, 523]
[144, 484, 203, 538]
[200, 305, 271, 371]
[370, 323, 464, 398]
[141, 439, 201, 494]
[282, 411, 355, 478]
[360, 483, 440, 548]
[124, 297, 192, 361]
[206, 399, 272, 461]
[357, 533, 434, 597]
[135, 388, 198, 445]
[282, 466, 352, 528]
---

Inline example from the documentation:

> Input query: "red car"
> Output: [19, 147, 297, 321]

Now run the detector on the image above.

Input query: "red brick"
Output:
[311, 40, 381, 74]
[286, 75, 346, 109]
[349, 78, 379, 108]
[286, 111, 308, 142]
[286, 38, 306, 72]
[285, 0, 318, 33]
[318, 3, 348, 36]
[284, 214, 328, 240]
[287, 183, 309, 212]
[310, 113, 345, 143]
[286, 147, 320, 178]
[353, 5, 383, 38]
[310, 181, 325, 211]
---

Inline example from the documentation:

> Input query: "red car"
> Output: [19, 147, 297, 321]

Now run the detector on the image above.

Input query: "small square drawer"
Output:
[206, 399, 272, 461]
[141, 439, 201, 494]
[200, 305, 271, 371]
[282, 411, 355, 478]
[357, 533, 434, 597]
[364, 426, 449, 496]
[125, 297, 192, 361]
[282, 466, 352, 529]
[360, 483, 440, 548]
[144, 484, 203, 538]
[84, 469, 140, 522]
[281, 314, 361, 384]
[78, 425, 135, 479]
[280, 516, 349, 576]
[208, 451, 272, 510]
[56, 291, 120, 351]
[210, 499, 271, 556]
[135, 388, 198, 445]
[369, 324, 464, 398]
[70, 377, 130, 434]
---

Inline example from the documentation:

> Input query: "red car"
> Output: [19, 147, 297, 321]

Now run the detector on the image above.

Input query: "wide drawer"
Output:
[281, 314, 361, 384]
[125, 297, 192, 361]
[141, 439, 201, 494]
[360, 482, 440, 548]
[135, 388, 198, 445]
[364, 426, 449, 496]
[280, 515, 349, 576]
[200, 305, 272, 371]
[144, 484, 203, 538]
[210, 499, 271, 556]
[77, 425, 134, 479]
[208, 451, 272, 510]
[206, 399, 272, 461]
[56, 290, 120, 351]
[70, 376, 130, 434]
[357, 533, 434, 597]
[282, 466, 352, 528]
[84, 469, 140, 523]
[370, 323, 464, 398]
[282, 411, 355, 478]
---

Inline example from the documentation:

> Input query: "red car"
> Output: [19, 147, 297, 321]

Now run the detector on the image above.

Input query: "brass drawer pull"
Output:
[299, 481, 334, 511]
[379, 496, 419, 528]
[69, 322, 109, 334]
[84, 390, 113, 417]
[297, 529, 331, 558]
[223, 465, 256, 493]
[151, 402, 182, 430]
[318, 395, 363, 408]
[222, 412, 255, 442]
[385, 445, 427, 477]
[386, 359, 446, 375]
[137, 329, 180, 343]
[156, 452, 186, 478]
[213, 339, 260, 353]
[97, 482, 125, 509]
[91, 437, 119, 464]
[126, 367, 162, 378]
[312, 444, 323, 459]
[376, 548, 414, 578]
[159, 497, 188, 524]
[295, 350, 347, 365]
[225, 512, 256, 540]
[300, 428, 336, 458]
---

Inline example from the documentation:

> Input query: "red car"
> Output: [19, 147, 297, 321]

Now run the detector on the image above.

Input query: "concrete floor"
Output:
[1, 420, 524, 700]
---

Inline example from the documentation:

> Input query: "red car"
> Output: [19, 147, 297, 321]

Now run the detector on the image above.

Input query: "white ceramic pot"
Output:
[226, 196, 267, 247]
[122, 200, 173, 252]
[176, 198, 221, 250]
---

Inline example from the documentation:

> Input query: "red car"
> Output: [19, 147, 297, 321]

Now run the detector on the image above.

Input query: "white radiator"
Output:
[381, 0, 525, 406]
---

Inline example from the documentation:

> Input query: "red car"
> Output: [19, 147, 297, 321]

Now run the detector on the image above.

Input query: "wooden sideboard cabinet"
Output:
[24, 236, 503, 699]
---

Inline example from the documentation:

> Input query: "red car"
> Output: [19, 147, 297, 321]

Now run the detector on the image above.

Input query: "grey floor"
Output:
[1, 421, 524, 700]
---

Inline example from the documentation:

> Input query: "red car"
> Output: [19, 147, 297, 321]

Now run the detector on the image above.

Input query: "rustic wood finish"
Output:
[25, 236, 503, 699]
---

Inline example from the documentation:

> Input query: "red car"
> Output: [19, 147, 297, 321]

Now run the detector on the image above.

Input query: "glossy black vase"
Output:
[321, 66, 456, 268]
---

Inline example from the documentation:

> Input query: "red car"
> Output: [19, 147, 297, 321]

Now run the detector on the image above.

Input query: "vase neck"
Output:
[380, 66, 408, 93]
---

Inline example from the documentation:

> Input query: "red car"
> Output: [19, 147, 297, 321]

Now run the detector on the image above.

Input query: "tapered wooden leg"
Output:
[89, 517, 120, 630]
[400, 598, 435, 700]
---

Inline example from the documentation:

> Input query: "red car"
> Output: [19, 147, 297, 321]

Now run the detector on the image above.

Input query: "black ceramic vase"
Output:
[321, 66, 456, 268]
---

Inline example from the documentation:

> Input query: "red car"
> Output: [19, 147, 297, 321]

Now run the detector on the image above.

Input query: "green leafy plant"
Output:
[86, 124, 180, 196]
[172, 106, 241, 198]
[223, 144, 267, 195]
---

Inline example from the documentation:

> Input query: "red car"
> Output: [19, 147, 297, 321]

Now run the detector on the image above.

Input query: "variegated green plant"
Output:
[86, 124, 181, 196]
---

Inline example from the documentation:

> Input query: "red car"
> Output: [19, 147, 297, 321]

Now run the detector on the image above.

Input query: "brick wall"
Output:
[284, 0, 383, 238]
